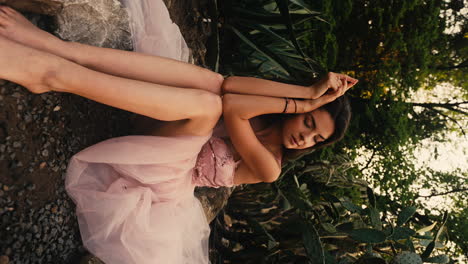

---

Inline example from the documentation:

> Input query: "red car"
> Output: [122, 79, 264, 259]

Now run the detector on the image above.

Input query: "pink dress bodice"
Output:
[192, 137, 237, 188]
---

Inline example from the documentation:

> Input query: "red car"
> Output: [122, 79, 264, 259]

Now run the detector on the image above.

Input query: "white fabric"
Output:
[121, 0, 191, 62]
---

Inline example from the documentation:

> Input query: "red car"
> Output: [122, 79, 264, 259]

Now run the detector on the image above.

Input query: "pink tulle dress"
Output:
[65, 133, 236, 263]
[65, 0, 236, 263]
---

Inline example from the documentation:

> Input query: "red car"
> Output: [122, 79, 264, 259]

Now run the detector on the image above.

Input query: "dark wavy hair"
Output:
[263, 95, 352, 162]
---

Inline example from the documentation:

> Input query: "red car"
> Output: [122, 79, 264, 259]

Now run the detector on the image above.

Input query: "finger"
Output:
[347, 80, 358, 89]
[326, 78, 339, 94]
[341, 79, 348, 95]
[338, 74, 358, 85]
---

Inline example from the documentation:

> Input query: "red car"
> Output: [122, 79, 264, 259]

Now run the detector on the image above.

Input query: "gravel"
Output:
[0, 1, 211, 262]
[0, 79, 132, 263]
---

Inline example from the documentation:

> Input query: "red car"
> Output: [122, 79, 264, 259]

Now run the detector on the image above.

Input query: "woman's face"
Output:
[281, 108, 335, 149]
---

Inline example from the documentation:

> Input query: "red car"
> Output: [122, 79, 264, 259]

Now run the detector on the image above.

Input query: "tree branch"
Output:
[430, 108, 466, 136]
[418, 188, 468, 198]
[360, 149, 376, 173]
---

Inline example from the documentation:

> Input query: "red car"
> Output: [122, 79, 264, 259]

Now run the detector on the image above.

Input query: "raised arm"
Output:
[223, 94, 333, 184]
[223, 75, 352, 184]
[222, 72, 358, 99]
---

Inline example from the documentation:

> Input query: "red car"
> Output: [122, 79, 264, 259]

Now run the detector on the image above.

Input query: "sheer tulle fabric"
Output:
[66, 135, 213, 263]
[120, 0, 190, 61]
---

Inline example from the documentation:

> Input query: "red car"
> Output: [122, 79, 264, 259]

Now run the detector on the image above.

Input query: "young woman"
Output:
[0, 3, 356, 264]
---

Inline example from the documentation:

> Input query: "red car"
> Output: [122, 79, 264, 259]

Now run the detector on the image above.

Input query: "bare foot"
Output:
[0, 35, 55, 94]
[0, 6, 65, 58]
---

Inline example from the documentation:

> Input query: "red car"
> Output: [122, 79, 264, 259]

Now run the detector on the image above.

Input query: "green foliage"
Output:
[349, 229, 387, 243]
[397, 207, 417, 226]
[221, 0, 322, 82]
[302, 222, 325, 264]
[217, 0, 467, 262]
[424, 255, 450, 264]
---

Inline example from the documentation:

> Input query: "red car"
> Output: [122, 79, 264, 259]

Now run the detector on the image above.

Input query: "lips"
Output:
[291, 136, 298, 146]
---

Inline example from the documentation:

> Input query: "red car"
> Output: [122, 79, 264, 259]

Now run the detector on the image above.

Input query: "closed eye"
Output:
[304, 114, 314, 129]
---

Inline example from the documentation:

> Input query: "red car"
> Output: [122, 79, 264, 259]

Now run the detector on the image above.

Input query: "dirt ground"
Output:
[0, 0, 214, 263]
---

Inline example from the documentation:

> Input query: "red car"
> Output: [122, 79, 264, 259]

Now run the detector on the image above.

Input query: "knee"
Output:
[202, 92, 223, 120]
[199, 70, 224, 95]
[192, 91, 222, 136]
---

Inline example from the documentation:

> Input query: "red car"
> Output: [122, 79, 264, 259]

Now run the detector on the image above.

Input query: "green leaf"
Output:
[280, 196, 292, 210]
[391, 227, 416, 241]
[405, 239, 416, 252]
[434, 211, 449, 242]
[267, 240, 277, 250]
[425, 255, 450, 264]
[243, 23, 294, 48]
[228, 25, 291, 76]
[302, 222, 325, 264]
[324, 251, 337, 264]
[247, 218, 277, 243]
[341, 200, 363, 214]
[366, 187, 376, 208]
[368, 207, 382, 230]
[321, 223, 337, 233]
[349, 229, 387, 243]
[274, 0, 315, 71]
[396, 206, 417, 226]
[336, 222, 354, 233]
[289, 0, 321, 15]
[421, 241, 435, 260]
[416, 222, 437, 234]
[413, 234, 433, 240]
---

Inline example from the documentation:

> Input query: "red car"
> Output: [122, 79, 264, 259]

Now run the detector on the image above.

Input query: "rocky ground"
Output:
[0, 0, 214, 263]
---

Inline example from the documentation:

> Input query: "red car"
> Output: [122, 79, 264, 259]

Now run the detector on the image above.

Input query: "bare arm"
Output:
[223, 93, 329, 183]
[222, 76, 314, 99]
[223, 77, 352, 184]
[222, 73, 358, 99]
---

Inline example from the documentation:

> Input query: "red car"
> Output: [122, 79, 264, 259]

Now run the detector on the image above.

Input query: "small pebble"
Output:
[26, 183, 36, 191]
[24, 114, 32, 123]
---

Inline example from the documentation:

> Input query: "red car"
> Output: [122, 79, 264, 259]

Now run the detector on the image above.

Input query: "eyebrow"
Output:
[311, 114, 326, 141]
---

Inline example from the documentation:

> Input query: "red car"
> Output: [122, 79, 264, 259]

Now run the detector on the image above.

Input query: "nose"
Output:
[299, 131, 317, 146]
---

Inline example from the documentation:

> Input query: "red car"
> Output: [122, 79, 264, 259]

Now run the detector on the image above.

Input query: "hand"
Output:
[303, 73, 356, 112]
[310, 72, 358, 99]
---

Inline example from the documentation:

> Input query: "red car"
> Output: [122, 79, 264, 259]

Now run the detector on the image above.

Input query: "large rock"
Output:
[0, 0, 132, 49]
[195, 186, 234, 223]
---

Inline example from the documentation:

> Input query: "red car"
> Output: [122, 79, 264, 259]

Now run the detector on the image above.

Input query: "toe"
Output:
[0, 7, 8, 16]
[1, 6, 12, 13]
[0, 11, 8, 22]
[0, 6, 14, 17]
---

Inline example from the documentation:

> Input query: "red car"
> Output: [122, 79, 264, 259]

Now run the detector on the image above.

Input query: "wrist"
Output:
[308, 84, 320, 99]
[305, 97, 326, 112]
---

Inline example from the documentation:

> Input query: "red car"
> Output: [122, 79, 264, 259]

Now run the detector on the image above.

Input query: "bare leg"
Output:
[0, 36, 221, 136]
[0, 5, 223, 94]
